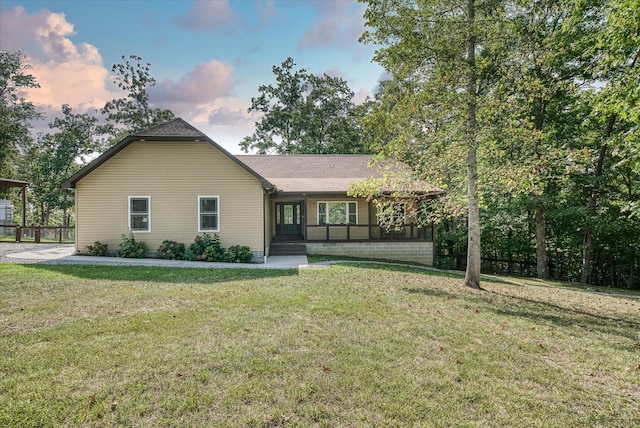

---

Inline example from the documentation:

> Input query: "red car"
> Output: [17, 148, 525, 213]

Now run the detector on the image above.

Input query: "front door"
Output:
[275, 202, 302, 237]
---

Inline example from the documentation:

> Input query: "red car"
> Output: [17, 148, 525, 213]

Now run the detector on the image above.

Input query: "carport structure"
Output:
[0, 178, 27, 226]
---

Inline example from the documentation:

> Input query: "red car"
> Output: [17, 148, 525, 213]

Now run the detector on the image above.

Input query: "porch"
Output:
[272, 200, 435, 242]
[269, 198, 437, 265]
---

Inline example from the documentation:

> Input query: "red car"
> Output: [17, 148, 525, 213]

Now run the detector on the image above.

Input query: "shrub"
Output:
[157, 240, 185, 260]
[85, 241, 108, 256]
[116, 232, 148, 258]
[223, 245, 253, 263]
[186, 233, 224, 262]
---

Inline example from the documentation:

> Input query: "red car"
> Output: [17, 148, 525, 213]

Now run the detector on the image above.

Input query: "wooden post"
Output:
[21, 186, 26, 227]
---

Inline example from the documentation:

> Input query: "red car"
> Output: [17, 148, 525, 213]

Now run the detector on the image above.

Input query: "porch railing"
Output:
[305, 223, 433, 242]
[0, 225, 75, 243]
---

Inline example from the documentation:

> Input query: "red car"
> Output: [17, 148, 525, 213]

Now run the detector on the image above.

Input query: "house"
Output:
[62, 118, 443, 265]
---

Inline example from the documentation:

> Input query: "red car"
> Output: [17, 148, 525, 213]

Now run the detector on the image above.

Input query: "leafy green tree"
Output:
[0, 50, 42, 179]
[240, 57, 372, 154]
[101, 55, 174, 143]
[20, 104, 106, 225]
[359, 0, 522, 288]
[578, 0, 640, 283]
[495, 0, 607, 279]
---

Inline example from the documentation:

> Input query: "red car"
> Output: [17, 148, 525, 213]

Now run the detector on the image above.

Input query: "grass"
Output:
[1, 262, 638, 427]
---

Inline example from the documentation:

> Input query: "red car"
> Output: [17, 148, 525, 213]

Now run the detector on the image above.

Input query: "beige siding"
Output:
[75, 140, 264, 255]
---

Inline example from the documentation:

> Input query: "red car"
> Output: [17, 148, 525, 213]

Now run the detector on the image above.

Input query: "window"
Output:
[318, 201, 357, 225]
[378, 202, 406, 231]
[199, 196, 219, 232]
[129, 196, 150, 232]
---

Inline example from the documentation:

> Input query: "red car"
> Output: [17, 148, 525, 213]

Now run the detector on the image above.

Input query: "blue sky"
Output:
[0, 0, 385, 153]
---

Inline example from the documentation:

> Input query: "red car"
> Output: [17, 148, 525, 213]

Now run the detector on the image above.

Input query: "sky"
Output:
[0, 0, 385, 154]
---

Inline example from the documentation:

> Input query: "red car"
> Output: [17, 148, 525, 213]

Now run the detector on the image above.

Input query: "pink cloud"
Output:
[353, 88, 371, 105]
[0, 5, 252, 151]
[173, 0, 237, 31]
[0, 6, 45, 57]
[208, 106, 253, 127]
[152, 60, 234, 104]
[0, 6, 111, 113]
[322, 66, 344, 78]
[299, 1, 366, 51]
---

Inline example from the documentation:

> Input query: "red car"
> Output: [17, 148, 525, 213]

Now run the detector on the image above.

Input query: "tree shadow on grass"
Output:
[406, 279, 639, 343]
[485, 289, 640, 343]
[18, 263, 298, 285]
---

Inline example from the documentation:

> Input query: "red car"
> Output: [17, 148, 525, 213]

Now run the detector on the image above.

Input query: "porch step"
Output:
[270, 242, 307, 256]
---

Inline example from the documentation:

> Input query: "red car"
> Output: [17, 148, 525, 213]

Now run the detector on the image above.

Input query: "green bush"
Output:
[85, 241, 108, 256]
[157, 240, 186, 260]
[116, 232, 148, 258]
[223, 245, 253, 263]
[186, 233, 224, 262]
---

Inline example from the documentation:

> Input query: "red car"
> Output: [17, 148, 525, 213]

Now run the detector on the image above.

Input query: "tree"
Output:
[240, 57, 372, 154]
[359, 0, 517, 289]
[0, 50, 41, 179]
[20, 104, 106, 225]
[579, 0, 640, 283]
[479, 0, 606, 280]
[299, 73, 365, 154]
[101, 55, 174, 143]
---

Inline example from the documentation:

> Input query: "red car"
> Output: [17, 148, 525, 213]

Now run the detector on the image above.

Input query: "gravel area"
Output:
[0, 242, 74, 264]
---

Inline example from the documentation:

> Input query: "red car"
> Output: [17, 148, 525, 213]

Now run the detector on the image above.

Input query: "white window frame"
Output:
[198, 195, 220, 232]
[128, 196, 151, 233]
[317, 201, 358, 225]
[378, 202, 407, 231]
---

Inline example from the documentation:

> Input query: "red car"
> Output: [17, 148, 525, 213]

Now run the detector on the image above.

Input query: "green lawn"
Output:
[1, 263, 638, 427]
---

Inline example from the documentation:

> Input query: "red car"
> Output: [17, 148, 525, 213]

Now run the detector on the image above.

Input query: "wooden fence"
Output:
[0, 225, 75, 244]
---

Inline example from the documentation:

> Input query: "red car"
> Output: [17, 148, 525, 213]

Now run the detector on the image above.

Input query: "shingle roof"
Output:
[236, 155, 442, 195]
[236, 154, 374, 193]
[130, 118, 207, 138]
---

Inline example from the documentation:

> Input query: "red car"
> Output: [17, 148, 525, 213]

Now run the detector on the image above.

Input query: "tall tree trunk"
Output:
[463, 0, 481, 289]
[535, 205, 549, 279]
[465, 145, 481, 289]
[581, 117, 614, 283]
[532, 97, 549, 279]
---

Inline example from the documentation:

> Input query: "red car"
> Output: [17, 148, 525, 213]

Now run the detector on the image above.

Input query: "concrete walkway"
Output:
[2, 244, 309, 269]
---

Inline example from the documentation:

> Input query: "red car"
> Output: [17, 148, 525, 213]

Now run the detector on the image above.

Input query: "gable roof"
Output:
[61, 118, 274, 190]
[236, 155, 443, 195]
